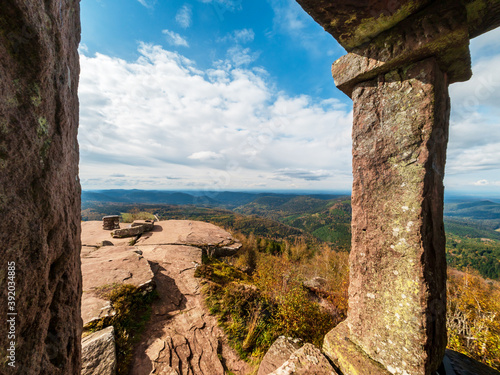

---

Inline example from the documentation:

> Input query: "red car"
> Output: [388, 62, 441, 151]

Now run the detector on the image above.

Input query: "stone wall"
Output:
[0, 1, 82, 373]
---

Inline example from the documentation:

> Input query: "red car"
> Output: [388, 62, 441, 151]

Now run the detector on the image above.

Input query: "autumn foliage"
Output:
[447, 269, 500, 370]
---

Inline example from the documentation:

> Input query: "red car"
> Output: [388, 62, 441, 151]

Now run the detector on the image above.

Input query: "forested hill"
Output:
[82, 190, 345, 209]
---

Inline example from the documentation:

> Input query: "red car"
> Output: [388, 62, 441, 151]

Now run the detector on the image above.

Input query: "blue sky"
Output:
[78, 0, 500, 195]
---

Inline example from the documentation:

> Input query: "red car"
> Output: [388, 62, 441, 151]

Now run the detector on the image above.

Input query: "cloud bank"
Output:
[79, 43, 353, 190]
[78, 27, 500, 193]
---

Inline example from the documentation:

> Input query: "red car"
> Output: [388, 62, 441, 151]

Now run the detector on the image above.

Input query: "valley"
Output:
[82, 190, 500, 281]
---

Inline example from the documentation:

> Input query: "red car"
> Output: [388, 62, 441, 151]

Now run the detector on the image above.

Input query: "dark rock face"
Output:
[445, 349, 500, 375]
[0, 1, 81, 374]
[347, 58, 449, 374]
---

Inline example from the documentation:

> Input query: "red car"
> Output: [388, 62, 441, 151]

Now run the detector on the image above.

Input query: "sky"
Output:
[78, 0, 500, 196]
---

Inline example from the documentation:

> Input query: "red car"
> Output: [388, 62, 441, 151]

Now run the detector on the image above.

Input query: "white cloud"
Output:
[469, 27, 500, 58]
[474, 179, 489, 186]
[447, 41, 500, 177]
[162, 30, 189, 47]
[234, 29, 255, 43]
[198, 0, 242, 9]
[78, 43, 89, 54]
[219, 29, 255, 44]
[137, 0, 156, 9]
[268, 0, 305, 32]
[273, 168, 335, 181]
[227, 46, 260, 66]
[176, 5, 192, 28]
[188, 151, 224, 161]
[78, 43, 353, 190]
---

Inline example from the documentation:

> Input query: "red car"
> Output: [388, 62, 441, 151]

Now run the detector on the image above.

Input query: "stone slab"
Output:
[131, 220, 155, 231]
[331, 1, 471, 97]
[136, 220, 242, 257]
[81, 245, 154, 326]
[81, 221, 133, 247]
[82, 326, 116, 375]
[111, 225, 146, 238]
[295, 0, 500, 50]
[295, 0, 431, 50]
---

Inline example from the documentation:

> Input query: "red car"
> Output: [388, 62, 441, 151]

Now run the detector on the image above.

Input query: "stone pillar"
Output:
[312, 2, 475, 375]
[0, 1, 81, 374]
[329, 58, 449, 375]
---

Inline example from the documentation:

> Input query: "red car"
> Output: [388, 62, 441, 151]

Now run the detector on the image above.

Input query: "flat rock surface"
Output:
[136, 220, 237, 247]
[129, 243, 250, 375]
[81, 220, 250, 374]
[81, 245, 154, 326]
[81, 221, 134, 247]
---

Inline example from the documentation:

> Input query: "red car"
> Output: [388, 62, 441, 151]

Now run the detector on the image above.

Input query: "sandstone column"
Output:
[292, 1, 485, 374]
[0, 1, 81, 374]
[326, 58, 450, 375]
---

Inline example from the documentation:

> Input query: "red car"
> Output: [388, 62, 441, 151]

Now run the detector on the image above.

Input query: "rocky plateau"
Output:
[80, 219, 340, 375]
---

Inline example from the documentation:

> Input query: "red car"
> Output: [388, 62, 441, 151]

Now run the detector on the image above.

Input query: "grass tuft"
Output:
[84, 284, 158, 375]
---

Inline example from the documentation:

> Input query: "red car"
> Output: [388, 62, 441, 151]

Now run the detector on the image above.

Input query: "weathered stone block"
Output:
[269, 343, 339, 375]
[0, 1, 81, 373]
[111, 225, 146, 238]
[81, 326, 116, 375]
[258, 336, 302, 375]
[131, 219, 155, 231]
[331, 1, 471, 97]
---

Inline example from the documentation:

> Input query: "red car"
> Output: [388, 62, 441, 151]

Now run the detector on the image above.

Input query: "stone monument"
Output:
[294, 1, 500, 374]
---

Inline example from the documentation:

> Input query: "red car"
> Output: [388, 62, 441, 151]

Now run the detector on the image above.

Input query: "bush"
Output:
[121, 208, 156, 223]
[447, 269, 500, 370]
[254, 254, 335, 347]
[85, 284, 158, 375]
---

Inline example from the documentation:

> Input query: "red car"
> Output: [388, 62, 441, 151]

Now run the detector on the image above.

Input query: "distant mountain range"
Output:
[81, 190, 346, 209]
[81, 189, 500, 279]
